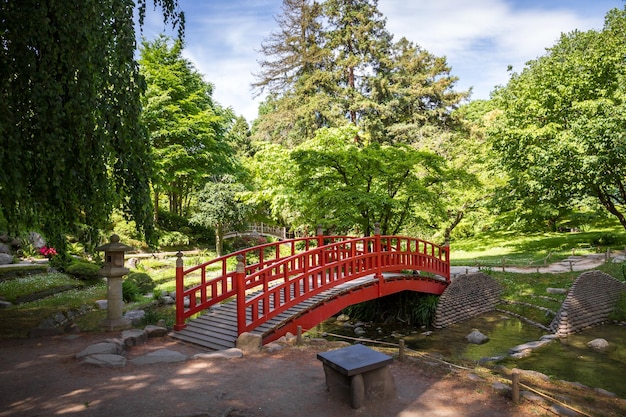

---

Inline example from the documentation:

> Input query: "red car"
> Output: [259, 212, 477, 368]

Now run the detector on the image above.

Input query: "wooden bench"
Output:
[316, 344, 396, 409]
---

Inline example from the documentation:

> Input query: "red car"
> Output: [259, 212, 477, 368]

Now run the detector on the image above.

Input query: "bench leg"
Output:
[350, 374, 365, 409]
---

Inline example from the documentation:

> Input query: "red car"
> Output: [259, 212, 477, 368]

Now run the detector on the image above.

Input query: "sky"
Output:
[140, 0, 624, 122]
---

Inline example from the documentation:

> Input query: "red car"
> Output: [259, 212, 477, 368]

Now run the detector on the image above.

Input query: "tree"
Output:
[364, 37, 469, 145]
[323, 0, 393, 127]
[139, 36, 237, 218]
[289, 125, 447, 236]
[0, 0, 183, 249]
[190, 176, 251, 256]
[489, 8, 626, 230]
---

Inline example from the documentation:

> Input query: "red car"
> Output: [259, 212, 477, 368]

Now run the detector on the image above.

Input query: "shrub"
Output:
[126, 272, 155, 294]
[122, 279, 141, 303]
[157, 231, 190, 248]
[66, 260, 101, 280]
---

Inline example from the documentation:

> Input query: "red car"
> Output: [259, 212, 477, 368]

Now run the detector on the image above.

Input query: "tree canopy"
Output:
[490, 7, 626, 230]
[0, 0, 184, 249]
[139, 36, 237, 219]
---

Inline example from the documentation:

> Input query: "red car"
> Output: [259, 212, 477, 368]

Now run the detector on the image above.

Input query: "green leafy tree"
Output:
[490, 8, 626, 231]
[190, 176, 252, 256]
[139, 36, 237, 219]
[290, 125, 447, 236]
[0, 1, 183, 249]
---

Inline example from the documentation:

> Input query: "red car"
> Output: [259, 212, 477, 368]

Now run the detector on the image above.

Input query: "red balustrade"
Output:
[174, 230, 449, 332]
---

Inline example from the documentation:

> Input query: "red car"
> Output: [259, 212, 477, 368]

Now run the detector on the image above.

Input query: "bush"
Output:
[65, 260, 101, 280]
[157, 231, 190, 248]
[122, 279, 141, 303]
[126, 272, 155, 294]
[590, 233, 619, 247]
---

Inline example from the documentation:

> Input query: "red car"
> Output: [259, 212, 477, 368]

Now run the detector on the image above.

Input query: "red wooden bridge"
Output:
[170, 228, 450, 350]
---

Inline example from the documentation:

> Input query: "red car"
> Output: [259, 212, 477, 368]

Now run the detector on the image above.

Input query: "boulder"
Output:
[144, 325, 168, 338]
[336, 314, 350, 322]
[236, 332, 262, 354]
[587, 338, 609, 350]
[94, 300, 108, 310]
[123, 310, 145, 325]
[82, 353, 127, 368]
[130, 349, 186, 365]
[193, 348, 244, 360]
[76, 342, 124, 359]
[121, 329, 148, 347]
[0, 253, 13, 265]
[466, 329, 489, 344]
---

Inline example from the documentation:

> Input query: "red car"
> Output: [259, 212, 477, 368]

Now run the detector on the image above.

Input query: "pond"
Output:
[314, 312, 626, 398]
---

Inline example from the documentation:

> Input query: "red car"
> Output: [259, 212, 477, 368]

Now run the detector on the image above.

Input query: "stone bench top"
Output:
[316, 344, 393, 376]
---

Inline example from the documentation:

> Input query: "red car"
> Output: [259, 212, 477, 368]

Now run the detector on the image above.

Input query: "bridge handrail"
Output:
[174, 234, 352, 330]
[237, 234, 449, 333]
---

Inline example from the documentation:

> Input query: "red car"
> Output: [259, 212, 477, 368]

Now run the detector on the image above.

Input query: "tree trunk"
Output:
[215, 223, 224, 257]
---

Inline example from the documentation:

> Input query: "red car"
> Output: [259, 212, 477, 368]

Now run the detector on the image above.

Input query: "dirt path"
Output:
[0, 333, 543, 417]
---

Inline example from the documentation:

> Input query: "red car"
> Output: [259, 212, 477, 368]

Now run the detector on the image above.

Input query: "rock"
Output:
[28, 327, 65, 338]
[121, 329, 148, 347]
[161, 296, 175, 305]
[549, 404, 582, 417]
[82, 353, 127, 368]
[467, 373, 482, 381]
[130, 349, 186, 365]
[193, 348, 244, 360]
[125, 257, 141, 269]
[0, 243, 10, 254]
[521, 391, 546, 404]
[421, 331, 433, 336]
[587, 338, 609, 350]
[156, 319, 166, 327]
[336, 314, 350, 322]
[236, 332, 262, 354]
[144, 325, 168, 338]
[28, 232, 46, 249]
[76, 342, 124, 358]
[95, 300, 108, 310]
[594, 387, 617, 397]
[492, 382, 510, 392]
[512, 368, 550, 381]
[546, 287, 568, 295]
[509, 349, 532, 359]
[0, 300, 13, 309]
[264, 342, 284, 353]
[354, 327, 366, 336]
[0, 253, 13, 265]
[123, 310, 145, 325]
[509, 339, 552, 355]
[466, 329, 489, 344]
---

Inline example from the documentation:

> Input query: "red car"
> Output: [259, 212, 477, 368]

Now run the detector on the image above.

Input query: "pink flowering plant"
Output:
[39, 246, 57, 259]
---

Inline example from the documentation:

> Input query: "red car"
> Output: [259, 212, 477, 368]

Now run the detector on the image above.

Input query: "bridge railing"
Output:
[173, 231, 351, 330]
[236, 233, 449, 334]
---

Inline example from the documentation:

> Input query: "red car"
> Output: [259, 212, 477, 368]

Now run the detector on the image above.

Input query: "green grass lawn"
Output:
[449, 221, 626, 267]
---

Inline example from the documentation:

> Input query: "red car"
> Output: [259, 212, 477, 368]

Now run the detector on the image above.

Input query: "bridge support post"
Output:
[374, 223, 383, 296]
[174, 251, 186, 331]
[236, 255, 246, 335]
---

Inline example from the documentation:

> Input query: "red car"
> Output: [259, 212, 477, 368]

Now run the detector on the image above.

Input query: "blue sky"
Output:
[141, 0, 624, 122]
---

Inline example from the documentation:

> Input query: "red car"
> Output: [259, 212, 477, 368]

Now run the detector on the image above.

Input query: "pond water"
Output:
[315, 312, 626, 398]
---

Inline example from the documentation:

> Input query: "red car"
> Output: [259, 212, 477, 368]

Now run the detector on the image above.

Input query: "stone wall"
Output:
[433, 272, 503, 329]
[550, 270, 626, 336]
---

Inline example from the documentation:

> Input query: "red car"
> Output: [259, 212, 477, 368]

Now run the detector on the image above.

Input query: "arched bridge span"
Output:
[171, 230, 450, 350]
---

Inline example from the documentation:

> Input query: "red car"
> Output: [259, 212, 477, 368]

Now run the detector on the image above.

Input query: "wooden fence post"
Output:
[512, 371, 520, 403]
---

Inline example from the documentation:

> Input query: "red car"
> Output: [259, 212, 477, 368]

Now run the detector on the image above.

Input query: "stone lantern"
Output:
[96, 234, 134, 331]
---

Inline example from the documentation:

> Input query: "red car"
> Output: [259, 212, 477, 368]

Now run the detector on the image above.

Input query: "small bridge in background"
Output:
[223, 222, 298, 241]
[170, 226, 450, 350]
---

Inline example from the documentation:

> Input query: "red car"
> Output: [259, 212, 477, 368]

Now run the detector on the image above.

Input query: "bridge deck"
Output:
[169, 273, 447, 350]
